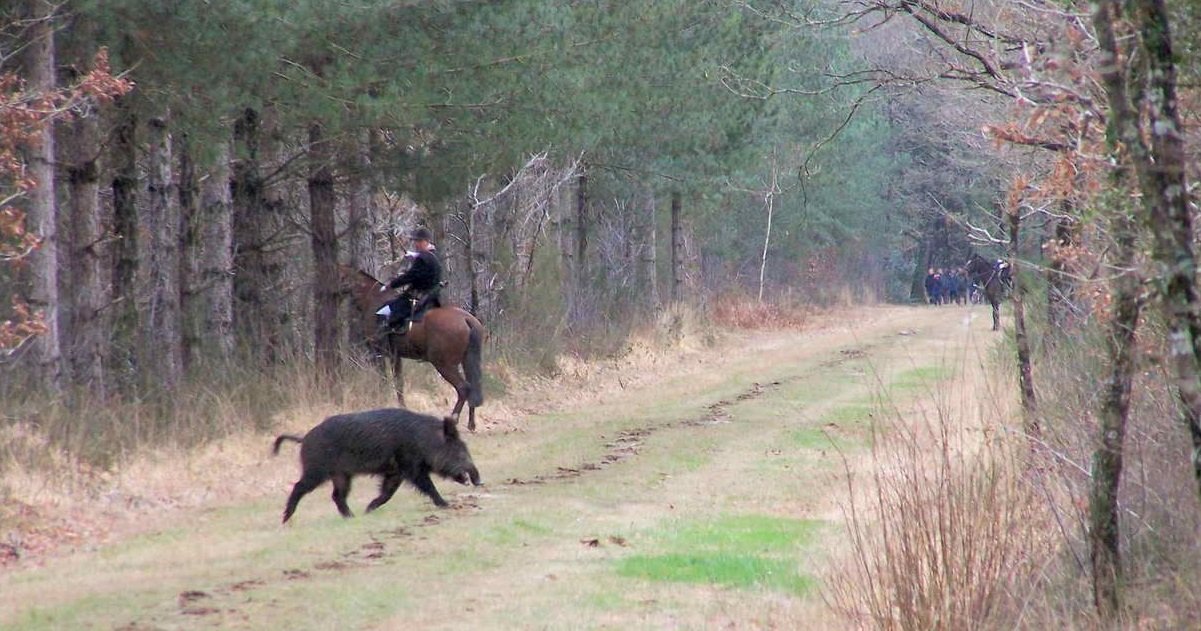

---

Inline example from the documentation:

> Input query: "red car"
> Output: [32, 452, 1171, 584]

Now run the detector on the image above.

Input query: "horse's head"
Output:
[964, 254, 991, 277]
[337, 264, 391, 309]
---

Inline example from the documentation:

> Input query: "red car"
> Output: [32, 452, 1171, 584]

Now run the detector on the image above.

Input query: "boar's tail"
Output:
[464, 316, 486, 408]
[272, 434, 303, 455]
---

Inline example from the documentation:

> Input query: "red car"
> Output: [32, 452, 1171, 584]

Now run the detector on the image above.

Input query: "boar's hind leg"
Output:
[366, 473, 404, 513]
[412, 468, 449, 507]
[283, 472, 325, 524]
[330, 472, 355, 518]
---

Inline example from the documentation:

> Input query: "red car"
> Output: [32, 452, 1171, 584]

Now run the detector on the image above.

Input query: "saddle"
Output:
[375, 284, 446, 336]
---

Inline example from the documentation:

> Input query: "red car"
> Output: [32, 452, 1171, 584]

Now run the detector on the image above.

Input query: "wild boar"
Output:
[273, 408, 481, 523]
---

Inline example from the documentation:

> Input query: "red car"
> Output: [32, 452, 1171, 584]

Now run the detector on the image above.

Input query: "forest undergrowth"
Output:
[827, 311, 1201, 629]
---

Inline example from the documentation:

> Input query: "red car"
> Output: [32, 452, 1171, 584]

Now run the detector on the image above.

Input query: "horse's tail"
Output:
[464, 315, 487, 408]
[272, 434, 303, 455]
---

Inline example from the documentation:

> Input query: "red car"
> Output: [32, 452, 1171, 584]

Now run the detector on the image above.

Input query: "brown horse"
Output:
[965, 253, 1012, 331]
[338, 264, 487, 431]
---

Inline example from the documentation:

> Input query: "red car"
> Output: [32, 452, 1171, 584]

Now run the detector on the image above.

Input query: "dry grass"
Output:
[710, 291, 815, 330]
[824, 325, 1059, 630]
[825, 310, 1201, 629]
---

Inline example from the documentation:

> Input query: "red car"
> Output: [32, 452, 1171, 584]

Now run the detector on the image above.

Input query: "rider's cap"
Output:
[409, 227, 433, 241]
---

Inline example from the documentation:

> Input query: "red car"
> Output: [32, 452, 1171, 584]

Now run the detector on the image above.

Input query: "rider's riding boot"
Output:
[384, 314, 408, 335]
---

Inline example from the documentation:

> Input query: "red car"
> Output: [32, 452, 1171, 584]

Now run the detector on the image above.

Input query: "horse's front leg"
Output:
[992, 303, 1000, 331]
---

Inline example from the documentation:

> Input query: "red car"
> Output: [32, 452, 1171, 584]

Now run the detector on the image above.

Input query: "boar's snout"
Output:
[453, 466, 481, 486]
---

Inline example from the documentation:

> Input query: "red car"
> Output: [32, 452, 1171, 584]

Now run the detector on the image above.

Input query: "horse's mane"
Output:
[337, 263, 384, 287]
[356, 268, 383, 286]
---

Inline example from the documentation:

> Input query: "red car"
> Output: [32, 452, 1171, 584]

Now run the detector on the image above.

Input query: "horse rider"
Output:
[378, 227, 443, 334]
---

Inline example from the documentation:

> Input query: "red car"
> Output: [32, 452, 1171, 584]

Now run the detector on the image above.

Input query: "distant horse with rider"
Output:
[338, 264, 487, 431]
[964, 253, 1012, 331]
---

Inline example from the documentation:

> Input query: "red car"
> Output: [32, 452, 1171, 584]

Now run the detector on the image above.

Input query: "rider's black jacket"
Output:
[387, 250, 442, 294]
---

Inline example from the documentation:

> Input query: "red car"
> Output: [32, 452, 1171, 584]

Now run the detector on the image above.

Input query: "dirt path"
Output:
[0, 304, 1001, 630]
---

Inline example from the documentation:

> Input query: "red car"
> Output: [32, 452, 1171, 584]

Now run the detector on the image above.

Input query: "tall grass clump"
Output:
[826, 362, 1054, 629]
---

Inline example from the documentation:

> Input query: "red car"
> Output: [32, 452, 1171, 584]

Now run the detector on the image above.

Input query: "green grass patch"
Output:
[483, 518, 554, 546]
[615, 515, 821, 594]
[618, 553, 815, 593]
[821, 402, 875, 425]
[889, 365, 954, 391]
[792, 427, 838, 449]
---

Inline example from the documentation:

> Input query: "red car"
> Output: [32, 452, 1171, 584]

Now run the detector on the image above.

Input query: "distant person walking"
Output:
[924, 268, 942, 305]
[945, 270, 961, 304]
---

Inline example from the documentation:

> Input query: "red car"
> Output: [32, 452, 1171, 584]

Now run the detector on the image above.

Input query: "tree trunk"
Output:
[758, 189, 775, 303]
[909, 240, 930, 303]
[110, 96, 139, 383]
[1007, 205, 1038, 427]
[231, 107, 279, 362]
[1129, 0, 1201, 505]
[642, 189, 659, 309]
[199, 140, 235, 361]
[670, 190, 683, 303]
[1089, 183, 1141, 620]
[308, 123, 339, 381]
[61, 101, 105, 395]
[23, 0, 62, 389]
[464, 199, 479, 315]
[143, 113, 182, 389]
[178, 134, 199, 371]
[346, 129, 378, 276]
[576, 170, 588, 285]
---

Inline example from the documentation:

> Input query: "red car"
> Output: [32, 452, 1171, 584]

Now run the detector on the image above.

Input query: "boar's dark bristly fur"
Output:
[273, 408, 481, 524]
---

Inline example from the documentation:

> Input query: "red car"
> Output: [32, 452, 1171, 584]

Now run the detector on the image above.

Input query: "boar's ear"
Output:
[442, 416, 460, 440]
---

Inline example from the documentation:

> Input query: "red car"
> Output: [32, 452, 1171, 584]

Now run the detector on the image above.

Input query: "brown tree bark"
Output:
[199, 141, 235, 362]
[231, 107, 282, 362]
[576, 169, 588, 285]
[464, 199, 479, 315]
[670, 190, 683, 303]
[345, 130, 379, 277]
[143, 114, 183, 389]
[1089, 193, 1142, 619]
[109, 96, 139, 383]
[61, 101, 106, 395]
[23, 0, 62, 389]
[178, 134, 200, 370]
[1095, 0, 1201, 510]
[641, 189, 659, 309]
[1006, 205, 1037, 427]
[1129, 0, 1201, 505]
[1090, 0, 1191, 612]
[308, 123, 339, 381]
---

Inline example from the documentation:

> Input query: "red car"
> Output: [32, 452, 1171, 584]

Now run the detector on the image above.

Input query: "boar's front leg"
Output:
[411, 467, 449, 507]
[366, 473, 404, 513]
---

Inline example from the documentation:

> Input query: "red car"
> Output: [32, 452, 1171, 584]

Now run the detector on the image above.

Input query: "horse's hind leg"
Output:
[391, 344, 405, 407]
[992, 302, 1000, 331]
[433, 362, 470, 420]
